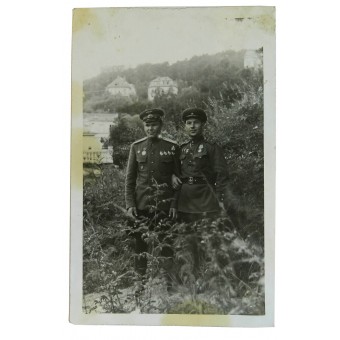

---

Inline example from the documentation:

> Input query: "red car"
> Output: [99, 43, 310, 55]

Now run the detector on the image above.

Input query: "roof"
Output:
[149, 76, 177, 88]
[106, 76, 134, 89]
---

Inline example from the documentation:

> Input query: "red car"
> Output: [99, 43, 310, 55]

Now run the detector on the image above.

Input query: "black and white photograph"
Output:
[70, 6, 275, 326]
[5, 0, 340, 338]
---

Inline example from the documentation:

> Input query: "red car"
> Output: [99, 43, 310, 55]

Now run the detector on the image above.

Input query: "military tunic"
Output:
[125, 136, 180, 212]
[178, 136, 228, 213]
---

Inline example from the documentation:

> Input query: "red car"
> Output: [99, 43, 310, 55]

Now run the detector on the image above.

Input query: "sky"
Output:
[72, 7, 275, 80]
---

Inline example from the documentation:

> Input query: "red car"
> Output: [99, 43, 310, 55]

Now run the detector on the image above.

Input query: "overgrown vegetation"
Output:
[83, 49, 264, 314]
[83, 166, 264, 314]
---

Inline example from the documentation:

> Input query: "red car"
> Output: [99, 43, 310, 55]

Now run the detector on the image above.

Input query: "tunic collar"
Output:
[147, 136, 160, 146]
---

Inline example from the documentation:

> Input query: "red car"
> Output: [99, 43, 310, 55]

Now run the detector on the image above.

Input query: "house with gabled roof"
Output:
[148, 76, 178, 101]
[106, 76, 136, 97]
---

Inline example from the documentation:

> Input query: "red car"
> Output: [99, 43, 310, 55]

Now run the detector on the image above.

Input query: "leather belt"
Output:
[181, 177, 207, 185]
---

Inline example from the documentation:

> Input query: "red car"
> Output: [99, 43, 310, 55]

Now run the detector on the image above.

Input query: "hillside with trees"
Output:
[83, 49, 260, 115]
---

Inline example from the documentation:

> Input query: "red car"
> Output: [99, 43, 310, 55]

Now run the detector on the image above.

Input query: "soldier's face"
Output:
[144, 121, 162, 138]
[185, 118, 204, 138]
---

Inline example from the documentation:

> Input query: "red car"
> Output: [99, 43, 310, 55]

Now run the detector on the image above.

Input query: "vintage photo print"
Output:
[70, 6, 275, 326]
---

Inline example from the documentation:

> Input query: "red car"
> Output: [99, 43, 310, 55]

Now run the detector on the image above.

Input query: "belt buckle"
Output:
[188, 177, 194, 185]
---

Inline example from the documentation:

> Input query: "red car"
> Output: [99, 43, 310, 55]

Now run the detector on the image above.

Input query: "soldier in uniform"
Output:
[172, 108, 228, 222]
[125, 108, 180, 277]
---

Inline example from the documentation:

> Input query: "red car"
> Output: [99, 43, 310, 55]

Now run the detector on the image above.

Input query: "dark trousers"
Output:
[133, 210, 174, 279]
[177, 211, 219, 276]
[178, 211, 219, 223]
[134, 231, 148, 276]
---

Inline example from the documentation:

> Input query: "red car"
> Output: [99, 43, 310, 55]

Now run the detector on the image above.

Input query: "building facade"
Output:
[244, 50, 262, 70]
[106, 76, 136, 97]
[83, 113, 118, 164]
[148, 76, 178, 101]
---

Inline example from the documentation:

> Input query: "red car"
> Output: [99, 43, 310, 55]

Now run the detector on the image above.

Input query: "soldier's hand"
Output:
[169, 208, 178, 220]
[127, 207, 138, 219]
[171, 174, 182, 190]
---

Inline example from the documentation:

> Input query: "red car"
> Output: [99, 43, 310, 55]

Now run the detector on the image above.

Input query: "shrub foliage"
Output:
[83, 167, 264, 314]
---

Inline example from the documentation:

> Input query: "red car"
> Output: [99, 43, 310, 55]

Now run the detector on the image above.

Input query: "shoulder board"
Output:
[132, 137, 147, 145]
[180, 140, 190, 147]
[162, 137, 178, 145]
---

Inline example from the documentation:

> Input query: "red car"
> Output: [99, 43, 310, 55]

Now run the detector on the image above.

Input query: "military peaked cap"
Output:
[182, 108, 207, 123]
[139, 108, 165, 123]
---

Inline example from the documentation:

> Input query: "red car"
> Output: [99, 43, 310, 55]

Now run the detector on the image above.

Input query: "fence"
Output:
[83, 149, 113, 164]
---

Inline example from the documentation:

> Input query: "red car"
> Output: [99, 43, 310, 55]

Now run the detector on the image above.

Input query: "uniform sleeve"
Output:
[125, 144, 137, 210]
[212, 144, 228, 202]
[170, 144, 181, 209]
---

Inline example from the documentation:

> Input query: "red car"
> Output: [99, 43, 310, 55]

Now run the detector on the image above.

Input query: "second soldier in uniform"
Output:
[172, 108, 228, 222]
[171, 108, 228, 275]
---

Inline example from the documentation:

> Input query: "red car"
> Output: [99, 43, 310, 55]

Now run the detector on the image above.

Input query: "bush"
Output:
[83, 166, 264, 315]
[205, 68, 264, 244]
[109, 114, 144, 167]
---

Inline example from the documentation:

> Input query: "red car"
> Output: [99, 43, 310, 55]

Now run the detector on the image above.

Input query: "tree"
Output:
[109, 114, 144, 167]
